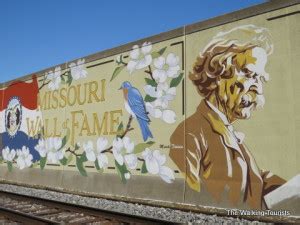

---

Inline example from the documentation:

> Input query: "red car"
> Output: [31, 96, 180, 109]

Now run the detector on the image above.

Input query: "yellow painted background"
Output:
[36, 36, 186, 178]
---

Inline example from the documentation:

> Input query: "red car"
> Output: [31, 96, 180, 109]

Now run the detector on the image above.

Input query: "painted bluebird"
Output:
[119, 81, 153, 141]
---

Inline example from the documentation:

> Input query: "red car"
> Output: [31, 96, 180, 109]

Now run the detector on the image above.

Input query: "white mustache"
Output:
[255, 94, 265, 109]
[241, 93, 265, 109]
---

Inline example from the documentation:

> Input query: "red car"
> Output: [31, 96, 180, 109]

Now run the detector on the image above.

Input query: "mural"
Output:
[170, 25, 300, 210]
[0, 44, 183, 184]
[0, 11, 299, 216]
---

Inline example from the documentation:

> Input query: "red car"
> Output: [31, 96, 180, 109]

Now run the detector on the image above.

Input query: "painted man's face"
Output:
[217, 47, 269, 121]
[10, 112, 17, 127]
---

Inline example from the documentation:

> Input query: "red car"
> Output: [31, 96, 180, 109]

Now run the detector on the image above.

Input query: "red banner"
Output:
[0, 76, 39, 111]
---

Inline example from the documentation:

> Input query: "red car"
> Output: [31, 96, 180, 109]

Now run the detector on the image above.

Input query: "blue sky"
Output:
[0, 0, 265, 83]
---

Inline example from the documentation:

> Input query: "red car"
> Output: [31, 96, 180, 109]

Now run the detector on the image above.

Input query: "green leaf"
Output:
[145, 78, 157, 87]
[95, 160, 104, 173]
[61, 75, 65, 83]
[170, 72, 184, 88]
[76, 156, 87, 176]
[67, 72, 73, 86]
[115, 160, 129, 183]
[144, 95, 156, 102]
[59, 157, 68, 166]
[40, 157, 47, 170]
[110, 65, 125, 82]
[80, 152, 88, 162]
[61, 137, 67, 150]
[158, 47, 167, 55]
[141, 161, 148, 174]
[116, 54, 122, 65]
[7, 161, 13, 172]
[134, 141, 155, 154]
[116, 122, 124, 137]
[117, 122, 124, 131]
[95, 160, 100, 170]
[59, 128, 70, 150]
[151, 47, 167, 59]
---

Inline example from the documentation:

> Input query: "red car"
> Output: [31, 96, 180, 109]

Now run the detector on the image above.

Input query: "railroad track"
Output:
[0, 190, 176, 224]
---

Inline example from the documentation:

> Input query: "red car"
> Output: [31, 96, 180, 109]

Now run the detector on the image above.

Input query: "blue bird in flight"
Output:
[119, 81, 153, 141]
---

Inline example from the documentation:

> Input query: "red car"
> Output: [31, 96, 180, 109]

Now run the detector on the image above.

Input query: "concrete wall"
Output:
[0, 0, 299, 221]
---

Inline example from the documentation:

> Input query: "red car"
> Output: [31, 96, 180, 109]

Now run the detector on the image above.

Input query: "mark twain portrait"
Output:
[170, 25, 287, 209]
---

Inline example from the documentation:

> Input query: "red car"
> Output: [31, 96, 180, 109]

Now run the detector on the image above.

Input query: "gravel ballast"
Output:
[0, 183, 268, 224]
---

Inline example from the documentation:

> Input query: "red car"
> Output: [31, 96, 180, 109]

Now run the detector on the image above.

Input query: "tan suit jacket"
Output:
[170, 100, 285, 209]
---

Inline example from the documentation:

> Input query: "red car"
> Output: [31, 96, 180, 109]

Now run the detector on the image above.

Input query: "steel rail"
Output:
[0, 190, 177, 224]
[0, 206, 59, 224]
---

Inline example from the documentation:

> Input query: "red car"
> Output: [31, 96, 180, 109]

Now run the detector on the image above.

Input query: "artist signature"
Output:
[159, 144, 183, 149]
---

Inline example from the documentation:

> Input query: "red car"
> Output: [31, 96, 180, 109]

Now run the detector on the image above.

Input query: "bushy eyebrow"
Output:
[241, 67, 255, 77]
[241, 68, 269, 84]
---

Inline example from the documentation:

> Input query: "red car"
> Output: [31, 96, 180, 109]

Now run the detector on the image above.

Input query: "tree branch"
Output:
[138, 157, 145, 162]
[38, 80, 50, 91]
[102, 115, 134, 154]
[120, 115, 134, 138]
[66, 148, 81, 157]
[144, 65, 155, 82]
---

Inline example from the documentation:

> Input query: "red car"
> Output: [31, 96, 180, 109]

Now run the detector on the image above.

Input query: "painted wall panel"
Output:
[31, 37, 186, 202]
[0, 1, 299, 220]
[181, 4, 300, 215]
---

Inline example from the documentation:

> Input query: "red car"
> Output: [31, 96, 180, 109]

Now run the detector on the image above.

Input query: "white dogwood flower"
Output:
[2, 147, 16, 162]
[153, 53, 180, 83]
[145, 103, 176, 124]
[96, 137, 109, 169]
[83, 138, 109, 169]
[46, 137, 64, 163]
[142, 148, 175, 183]
[145, 102, 162, 119]
[144, 82, 176, 109]
[112, 137, 137, 169]
[112, 138, 124, 165]
[16, 146, 33, 170]
[144, 82, 177, 124]
[35, 137, 64, 163]
[161, 110, 176, 124]
[69, 58, 88, 80]
[35, 139, 47, 157]
[47, 152, 64, 164]
[127, 42, 152, 74]
[46, 66, 62, 90]
[83, 141, 96, 162]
